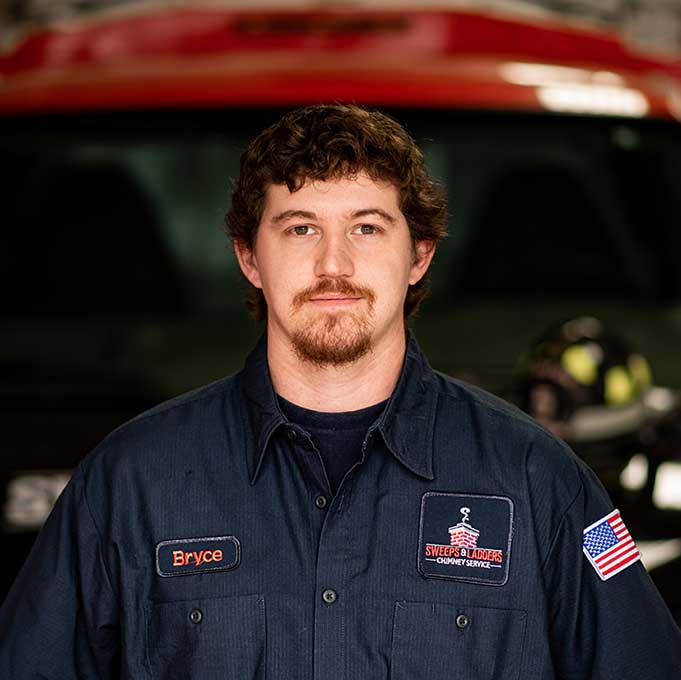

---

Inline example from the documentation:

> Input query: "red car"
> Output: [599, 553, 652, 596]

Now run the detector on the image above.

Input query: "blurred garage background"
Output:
[1, 0, 681, 623]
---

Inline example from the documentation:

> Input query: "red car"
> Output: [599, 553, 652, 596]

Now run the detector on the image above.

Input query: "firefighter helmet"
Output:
[517, 316, 654, 443]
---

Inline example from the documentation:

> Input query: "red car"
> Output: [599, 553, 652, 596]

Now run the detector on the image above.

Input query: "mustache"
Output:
[292, 278, 376, 309]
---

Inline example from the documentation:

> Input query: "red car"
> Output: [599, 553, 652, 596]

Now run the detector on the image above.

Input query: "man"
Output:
[1, 104, 680, 678]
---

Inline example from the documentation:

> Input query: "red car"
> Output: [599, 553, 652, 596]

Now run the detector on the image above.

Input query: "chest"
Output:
[113, 440, 542, 680]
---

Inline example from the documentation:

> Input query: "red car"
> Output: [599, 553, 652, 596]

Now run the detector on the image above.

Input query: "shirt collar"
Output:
[240, 331, 437, 484]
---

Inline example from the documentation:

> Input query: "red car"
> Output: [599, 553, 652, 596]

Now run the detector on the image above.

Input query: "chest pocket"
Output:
[146, 593, 265, 680]
[390, 601, 526, 680]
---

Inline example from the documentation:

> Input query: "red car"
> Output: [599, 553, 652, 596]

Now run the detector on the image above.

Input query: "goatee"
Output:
[290, 279, 376, 367]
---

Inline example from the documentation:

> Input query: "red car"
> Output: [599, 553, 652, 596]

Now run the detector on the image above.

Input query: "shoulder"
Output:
[79, 373, 243, 493]
[127, 372, 241, 429]
[432, 369, 571, 452]
[433, 370, 537, 424]
[431, 370, 585, 505]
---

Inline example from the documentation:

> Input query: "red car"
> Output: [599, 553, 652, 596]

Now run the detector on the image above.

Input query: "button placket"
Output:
[313, 483, 352, 679]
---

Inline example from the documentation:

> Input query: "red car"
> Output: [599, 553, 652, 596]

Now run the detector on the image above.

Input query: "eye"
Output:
[354, 224, 380, 235]
[289, 225, 315, 236]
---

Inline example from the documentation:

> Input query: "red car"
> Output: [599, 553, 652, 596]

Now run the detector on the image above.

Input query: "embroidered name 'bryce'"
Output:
[172, 549, 223, 566]
[156, 535, 240, 577]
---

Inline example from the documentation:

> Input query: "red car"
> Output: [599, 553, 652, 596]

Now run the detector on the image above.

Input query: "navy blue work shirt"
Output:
[2, 333, 681, 679]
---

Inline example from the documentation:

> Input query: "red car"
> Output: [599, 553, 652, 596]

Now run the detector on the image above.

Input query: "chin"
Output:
[291, 313, 373, 367]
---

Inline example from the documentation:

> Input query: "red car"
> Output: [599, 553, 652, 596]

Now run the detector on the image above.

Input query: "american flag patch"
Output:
[583, 509, 640, 581]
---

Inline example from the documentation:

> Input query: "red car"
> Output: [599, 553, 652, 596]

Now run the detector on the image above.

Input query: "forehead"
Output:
[260, 172, 402, 222]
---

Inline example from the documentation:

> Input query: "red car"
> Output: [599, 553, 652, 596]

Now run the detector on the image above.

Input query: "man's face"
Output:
[235, 172, 433, 366]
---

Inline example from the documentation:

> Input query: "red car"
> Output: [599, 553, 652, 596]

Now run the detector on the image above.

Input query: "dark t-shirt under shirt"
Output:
[277, 395, 387, 496]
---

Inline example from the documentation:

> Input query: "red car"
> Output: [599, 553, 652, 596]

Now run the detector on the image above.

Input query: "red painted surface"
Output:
[0, 5, 679, 116]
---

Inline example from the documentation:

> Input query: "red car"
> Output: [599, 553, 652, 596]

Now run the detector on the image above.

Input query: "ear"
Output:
[408, 240, 436, 285]
[233, 239, 263, 289]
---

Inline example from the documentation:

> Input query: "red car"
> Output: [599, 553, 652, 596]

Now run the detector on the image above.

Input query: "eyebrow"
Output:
[270, 208, 397, 225]
[271, 210, 318, 224]
[351, 208, 397, 224]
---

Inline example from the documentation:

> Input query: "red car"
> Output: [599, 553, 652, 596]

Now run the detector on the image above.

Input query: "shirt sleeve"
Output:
[0, 464, 120, 679]
[543, 460, 681, 678]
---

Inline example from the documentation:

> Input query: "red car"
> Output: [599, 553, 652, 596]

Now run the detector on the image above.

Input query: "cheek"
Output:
[261, 278, 295, 311]
[256, 248, 296, 293]
[383, 250, 416, 287]
[366, 259, 413, 307]
[258, 264, 307, 312]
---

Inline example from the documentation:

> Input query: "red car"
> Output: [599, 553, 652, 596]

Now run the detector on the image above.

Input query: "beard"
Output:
[290, 279, 376, 367]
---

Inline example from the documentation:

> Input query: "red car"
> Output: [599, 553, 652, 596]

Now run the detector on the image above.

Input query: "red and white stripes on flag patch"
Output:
[582, 509, 640, 581]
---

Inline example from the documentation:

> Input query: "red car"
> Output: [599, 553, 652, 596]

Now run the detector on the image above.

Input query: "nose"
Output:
[313, 232, 354, 279]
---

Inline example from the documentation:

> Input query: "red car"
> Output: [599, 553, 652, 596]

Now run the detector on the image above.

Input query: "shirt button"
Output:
[455, 613, 470, 629]
[322, 589, 337, 604]
[189, 608, 203, 624]
[315, 495, 328, 509]
[287, 429, 298, 441]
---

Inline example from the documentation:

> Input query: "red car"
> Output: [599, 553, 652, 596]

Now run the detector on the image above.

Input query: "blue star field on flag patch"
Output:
[583, 523, 618, 559]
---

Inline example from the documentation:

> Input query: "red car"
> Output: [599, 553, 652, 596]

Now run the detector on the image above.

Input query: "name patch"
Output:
[156, 535, 240, 577]
[418, 492, 514, 586]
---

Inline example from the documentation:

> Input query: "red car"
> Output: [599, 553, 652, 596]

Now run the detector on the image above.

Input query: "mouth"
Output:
[293, 280, 376, 312]
[308, 296, 362, 306]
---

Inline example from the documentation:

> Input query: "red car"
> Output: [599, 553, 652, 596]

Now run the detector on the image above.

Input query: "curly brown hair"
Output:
[225, 104, 447, 320]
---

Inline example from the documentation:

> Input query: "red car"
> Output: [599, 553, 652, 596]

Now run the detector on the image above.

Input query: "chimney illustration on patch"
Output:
[449, 507, 480, 548]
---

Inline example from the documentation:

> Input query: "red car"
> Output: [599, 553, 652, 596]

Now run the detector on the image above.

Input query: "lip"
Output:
[308, 296, 362, 306]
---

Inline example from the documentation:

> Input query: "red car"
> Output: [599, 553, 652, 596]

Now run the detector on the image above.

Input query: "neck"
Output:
[267, 325, 406, 413]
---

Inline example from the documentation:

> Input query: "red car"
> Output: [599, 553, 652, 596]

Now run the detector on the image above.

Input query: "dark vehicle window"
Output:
[3, 111, 681, 310]
[2, 110, 681, 386]
[420, 117, 681, 302]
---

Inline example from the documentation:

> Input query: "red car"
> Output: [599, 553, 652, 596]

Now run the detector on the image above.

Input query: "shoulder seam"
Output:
[77, 463, 119, 597]
[540, 472, 584, 572]
[123, 376, 236, 430]
[435, 373, 547, 433]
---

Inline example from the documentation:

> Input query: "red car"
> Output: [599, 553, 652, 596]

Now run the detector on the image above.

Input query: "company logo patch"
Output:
[418, 492, 514, 586]
[156, 536, 240, 578]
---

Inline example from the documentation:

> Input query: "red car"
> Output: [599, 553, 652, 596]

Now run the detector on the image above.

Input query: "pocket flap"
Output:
[391, 601, 526, 680]
[147, 593, 265, 680]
